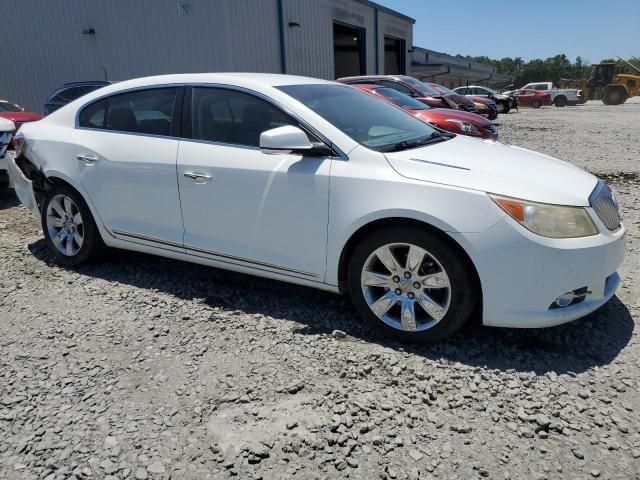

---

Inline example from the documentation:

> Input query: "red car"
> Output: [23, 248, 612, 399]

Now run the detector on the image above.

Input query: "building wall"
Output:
[0, 0, 414, 113]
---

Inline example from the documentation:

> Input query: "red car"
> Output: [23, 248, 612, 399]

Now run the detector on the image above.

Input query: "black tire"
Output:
[347, 227, 477, 344]
[496, 102, 506, 114]
[41, 183, 107, 266]
[554, 95, 568, 107]
[531, 100, 542, 109]
[602, 86, 628, 105]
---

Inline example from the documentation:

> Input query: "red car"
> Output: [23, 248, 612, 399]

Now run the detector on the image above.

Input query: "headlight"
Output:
[445, 119, 478, 134]
[490, 195, 598, 238]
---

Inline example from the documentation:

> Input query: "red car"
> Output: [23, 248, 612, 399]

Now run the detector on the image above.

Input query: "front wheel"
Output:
[41, 184, 107, 266]
[531, 100, 542, 108]
[347, 227, 477, 343]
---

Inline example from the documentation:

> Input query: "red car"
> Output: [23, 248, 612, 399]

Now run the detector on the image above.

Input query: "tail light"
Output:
[14, 131, 25, 156]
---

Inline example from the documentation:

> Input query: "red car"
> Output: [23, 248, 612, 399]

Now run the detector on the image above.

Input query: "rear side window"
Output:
[78, 88, 177, 136]
[190, 87, 299, 147]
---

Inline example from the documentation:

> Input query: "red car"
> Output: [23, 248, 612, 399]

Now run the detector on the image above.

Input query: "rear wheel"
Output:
[347, 227, 477, 343]
[554, 95, 568, 107]
[41, 184, 107, 266]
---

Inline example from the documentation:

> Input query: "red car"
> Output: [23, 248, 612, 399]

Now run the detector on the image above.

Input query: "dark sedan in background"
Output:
[337, 75, 479, 113]
[44, 80, 111, 115]
[454, 85, 515, 113]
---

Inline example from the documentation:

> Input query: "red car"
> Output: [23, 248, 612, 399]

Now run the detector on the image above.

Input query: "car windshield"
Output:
[278, 84, 440, 152]
[481, 86, 498, 94]
[429, 84, 456, 95]
[399, 77, 440, 96]
[372, 87, 428, 110]
[0, 101, 22, 112]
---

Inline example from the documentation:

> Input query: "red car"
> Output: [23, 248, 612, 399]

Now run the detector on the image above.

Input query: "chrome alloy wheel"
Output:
[46, 194, 84, 256]
[361, 243, 451, 332]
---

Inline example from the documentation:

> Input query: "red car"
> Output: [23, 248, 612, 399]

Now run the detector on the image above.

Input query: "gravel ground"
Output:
[1, 99, 639, 480]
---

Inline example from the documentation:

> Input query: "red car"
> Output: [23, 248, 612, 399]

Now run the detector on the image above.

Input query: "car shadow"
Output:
[27, 238, 634, 375]
[0, 187, 20, 210]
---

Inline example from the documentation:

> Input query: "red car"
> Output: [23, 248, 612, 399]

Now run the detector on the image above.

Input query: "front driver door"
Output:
[176, 86, 331, 280]
[74, 87, 184, 246]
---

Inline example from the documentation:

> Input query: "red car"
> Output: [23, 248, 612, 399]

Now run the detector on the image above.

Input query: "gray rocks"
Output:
[1, 102, 640, 480]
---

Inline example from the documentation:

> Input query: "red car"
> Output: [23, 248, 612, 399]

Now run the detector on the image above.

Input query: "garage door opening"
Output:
[384, 36, 406, 75]
[333, 22, 365, 79]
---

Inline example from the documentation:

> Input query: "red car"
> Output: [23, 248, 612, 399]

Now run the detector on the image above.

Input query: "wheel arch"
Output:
[37, 168, 110, 243]
[336, 217, 483, 305]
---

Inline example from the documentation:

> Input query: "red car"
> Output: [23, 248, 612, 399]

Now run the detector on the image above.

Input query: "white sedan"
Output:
[8, 73, 624, 343]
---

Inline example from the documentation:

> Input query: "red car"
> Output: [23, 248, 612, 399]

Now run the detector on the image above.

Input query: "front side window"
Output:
[279, 84, 439, 152]
[190, 87, 299, 147]
[77, 88, 177, 135]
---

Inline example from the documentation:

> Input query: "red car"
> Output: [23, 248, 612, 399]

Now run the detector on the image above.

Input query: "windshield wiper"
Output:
[379, 131, 453, 152]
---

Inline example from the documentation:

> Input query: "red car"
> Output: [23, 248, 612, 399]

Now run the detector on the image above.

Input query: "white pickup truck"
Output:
[521, 82, 581, 107]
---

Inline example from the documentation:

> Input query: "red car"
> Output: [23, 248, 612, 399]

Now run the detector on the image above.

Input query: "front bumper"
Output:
[7, 154, 40, 216]
[453, 214, 625, 328]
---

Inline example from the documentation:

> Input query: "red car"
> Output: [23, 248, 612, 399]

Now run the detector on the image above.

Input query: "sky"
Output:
[375, 0, 640, 64]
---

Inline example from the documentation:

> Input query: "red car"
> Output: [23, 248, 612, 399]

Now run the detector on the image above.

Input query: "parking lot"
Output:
[1, 99, 639, 480]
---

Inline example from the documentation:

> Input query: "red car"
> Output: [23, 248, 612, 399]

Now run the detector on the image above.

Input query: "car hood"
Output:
[412, 108, 491, 126]
[0, 111, 43, 122]
[469, 96, 495, 106]
[383, 135, 597, 206]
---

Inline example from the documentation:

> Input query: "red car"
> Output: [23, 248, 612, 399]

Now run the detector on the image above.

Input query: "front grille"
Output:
[589, 180, 620, 230]
[462, 104, 476, 112]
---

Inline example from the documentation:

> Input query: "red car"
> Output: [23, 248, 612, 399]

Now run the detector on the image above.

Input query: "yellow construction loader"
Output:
[559, 57, 640, 105]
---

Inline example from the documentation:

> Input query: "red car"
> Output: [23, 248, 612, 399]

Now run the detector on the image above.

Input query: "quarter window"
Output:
[190, 88, 300, 147]
[78, 99, 107, 128]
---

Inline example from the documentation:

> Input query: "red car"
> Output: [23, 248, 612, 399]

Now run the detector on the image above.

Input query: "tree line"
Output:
[455, 54, 640, 86]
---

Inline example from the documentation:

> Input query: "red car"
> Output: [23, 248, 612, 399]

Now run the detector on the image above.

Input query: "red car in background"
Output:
[507, 89, 552, 108]
[337, 75, 479, 113]
[352, 84, 498, 141]
[426, 83, 499, 120]
[0, 99, 43, 146]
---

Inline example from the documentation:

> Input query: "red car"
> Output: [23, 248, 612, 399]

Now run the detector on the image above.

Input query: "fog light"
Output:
[550, 287, 591, 309]
[554, 292, 575, 308]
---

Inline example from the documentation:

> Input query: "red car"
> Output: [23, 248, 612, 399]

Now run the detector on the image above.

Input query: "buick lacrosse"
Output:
[9, 74, 624, 343]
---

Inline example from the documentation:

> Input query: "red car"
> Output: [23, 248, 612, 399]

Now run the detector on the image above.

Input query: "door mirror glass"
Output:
[260, 125, 313, 152]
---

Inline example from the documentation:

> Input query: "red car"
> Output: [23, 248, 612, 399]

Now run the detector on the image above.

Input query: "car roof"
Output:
[350, 84, 382, 90]
[110, 73, 336, 90]
[337, 75, 413, 82]
[61, 80, 112, 87]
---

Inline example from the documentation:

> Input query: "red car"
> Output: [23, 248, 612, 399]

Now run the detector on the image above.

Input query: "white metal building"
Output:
[0, 0, 415, 112]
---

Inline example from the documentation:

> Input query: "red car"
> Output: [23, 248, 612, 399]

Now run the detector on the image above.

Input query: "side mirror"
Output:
[260, 125, 333, 156]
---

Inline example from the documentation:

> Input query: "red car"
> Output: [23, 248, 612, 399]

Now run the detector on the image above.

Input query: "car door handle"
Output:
[183, 172, 212, 183]
[77, 154, 98, 164]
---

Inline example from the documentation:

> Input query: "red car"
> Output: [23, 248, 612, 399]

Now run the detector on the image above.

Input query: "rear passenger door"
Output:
[176, 86, 331, 280]
[74, 87, 185, 247]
